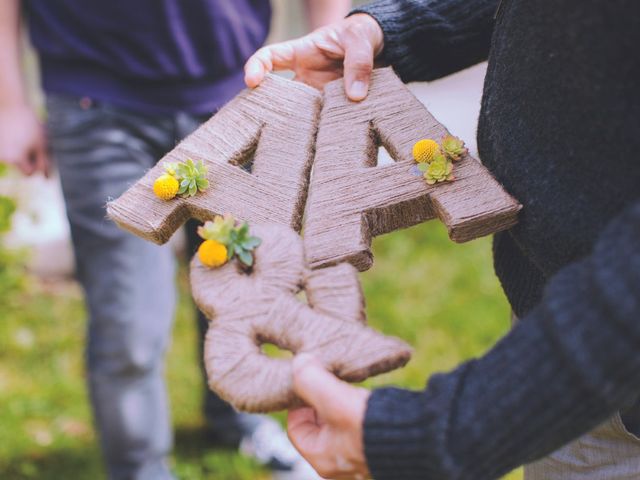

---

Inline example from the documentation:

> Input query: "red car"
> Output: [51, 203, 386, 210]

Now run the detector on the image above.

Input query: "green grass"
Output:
[0, 222, 522, 479]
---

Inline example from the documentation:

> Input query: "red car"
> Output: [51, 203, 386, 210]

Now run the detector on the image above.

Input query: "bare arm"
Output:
[0, 0, 49, 176]
[0, 0, 27, 107]
[303, 0, 352, 31]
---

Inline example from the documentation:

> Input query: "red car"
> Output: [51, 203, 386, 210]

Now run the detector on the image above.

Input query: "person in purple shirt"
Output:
[0, 1, 349, 479]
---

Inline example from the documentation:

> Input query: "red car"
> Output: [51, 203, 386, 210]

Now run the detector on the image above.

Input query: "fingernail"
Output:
[244, 64, 262, 87]
[349, 81, 367, 101]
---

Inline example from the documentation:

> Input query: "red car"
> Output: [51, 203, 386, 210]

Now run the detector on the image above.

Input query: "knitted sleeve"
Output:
[363, 199, 640, 479]
[350, 0, 499, 82]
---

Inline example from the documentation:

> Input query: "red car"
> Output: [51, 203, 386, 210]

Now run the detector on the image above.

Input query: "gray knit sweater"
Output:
[351, 0, 640, 478]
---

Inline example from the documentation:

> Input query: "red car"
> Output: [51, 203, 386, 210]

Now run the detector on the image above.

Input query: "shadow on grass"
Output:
[0, 427, 266, 480]
[174, 424, 212, 459]
[172, 425, 268, 479]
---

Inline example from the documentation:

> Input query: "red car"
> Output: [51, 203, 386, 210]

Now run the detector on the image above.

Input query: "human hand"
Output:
[288, 354, 372, 479]
[244, 14, 384, 102]
[0, 105, 50, 177]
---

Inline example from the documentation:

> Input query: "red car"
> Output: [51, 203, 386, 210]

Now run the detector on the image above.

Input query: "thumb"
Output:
[292, 353, 358, 423]
[244, 42, 296, 88]
[342, 38, 374, 102]
[341, 14, 383, 102]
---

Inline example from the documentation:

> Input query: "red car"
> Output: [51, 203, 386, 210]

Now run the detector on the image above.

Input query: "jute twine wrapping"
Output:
[304, 67, 521, 271]
[106, 73, 322, 243]
[107, 68, 521, 412]
[191, 224, 411, 413]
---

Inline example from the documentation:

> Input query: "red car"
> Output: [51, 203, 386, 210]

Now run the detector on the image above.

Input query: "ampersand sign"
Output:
[191, 223, 411, 412]
[108, 68, 520, 412]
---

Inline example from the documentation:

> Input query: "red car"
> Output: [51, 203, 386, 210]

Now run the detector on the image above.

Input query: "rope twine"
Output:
[107, 68, 520, 412]
[192, 223, 411, 412]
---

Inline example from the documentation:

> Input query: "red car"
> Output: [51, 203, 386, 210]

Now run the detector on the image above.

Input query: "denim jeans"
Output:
[46, 95, 251, 480]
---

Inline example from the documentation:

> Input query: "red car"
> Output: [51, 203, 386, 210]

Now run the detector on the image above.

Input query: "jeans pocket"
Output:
[46, 95, 108, 136]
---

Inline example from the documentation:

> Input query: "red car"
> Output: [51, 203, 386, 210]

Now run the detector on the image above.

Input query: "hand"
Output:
[0, 105, 50, 176]
[288, 354, 372, 479]
[244, 14, 384, 102]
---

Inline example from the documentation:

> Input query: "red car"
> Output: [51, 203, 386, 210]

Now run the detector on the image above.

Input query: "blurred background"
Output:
[0, 1, 520, 479]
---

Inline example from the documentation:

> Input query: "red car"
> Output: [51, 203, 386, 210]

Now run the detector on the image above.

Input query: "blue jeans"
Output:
[46, 95, 250, 480]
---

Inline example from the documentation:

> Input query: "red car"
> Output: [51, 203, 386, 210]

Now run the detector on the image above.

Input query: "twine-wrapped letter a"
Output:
[304, 67, 521, 271]
[107, 74, 322, 243]
[107, 69, 521, 414]
[191, 223, 412, 413]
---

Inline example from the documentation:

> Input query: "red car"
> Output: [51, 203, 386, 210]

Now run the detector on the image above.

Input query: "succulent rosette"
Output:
[424, 154, 454, 185]
[441, 134, 468, 161]
[153, 158, 209, 200]
[197, 214, 262, 268]
[411, 135, 464, 185]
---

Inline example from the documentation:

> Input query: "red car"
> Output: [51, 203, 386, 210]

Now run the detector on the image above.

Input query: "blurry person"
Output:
[0, 1, 350, 479]
[245, 0, 640, 478]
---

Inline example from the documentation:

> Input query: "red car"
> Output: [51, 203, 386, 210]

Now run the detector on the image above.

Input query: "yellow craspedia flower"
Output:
[412, 139, 440, 163]
[153, 174, 179, 200]
[198, 240, 228, 268]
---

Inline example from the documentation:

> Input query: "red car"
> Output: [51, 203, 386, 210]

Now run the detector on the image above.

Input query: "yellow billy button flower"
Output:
[153, 174, 179, 200]
[198, 239, 228, 268]
[412, 139, 440, 163]
[198, 215, 261, 268]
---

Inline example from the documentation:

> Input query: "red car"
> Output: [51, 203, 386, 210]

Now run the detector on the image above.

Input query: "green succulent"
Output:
[424, 153, 454, 185]
[197, 215, 262, 267]
[164, 158, 209, 197]
[197, 214, 235, 244]
[163, 162, 178, 177]
[441, 134, 468, 161]
[227, 222, 262, 267]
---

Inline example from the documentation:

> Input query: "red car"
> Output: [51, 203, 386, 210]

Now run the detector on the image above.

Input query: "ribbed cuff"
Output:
[363, 381, 462, 480]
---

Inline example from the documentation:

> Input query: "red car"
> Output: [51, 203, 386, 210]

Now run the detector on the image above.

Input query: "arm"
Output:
[0, 0, 49, 176]
[363, 200, 640, 478]
[303, 0, 352, 31]
[0, 0, 26, 108]
[290, 199, 640, 479]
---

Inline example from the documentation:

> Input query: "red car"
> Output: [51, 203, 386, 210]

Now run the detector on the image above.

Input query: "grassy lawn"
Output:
[0, 221, 523, 479]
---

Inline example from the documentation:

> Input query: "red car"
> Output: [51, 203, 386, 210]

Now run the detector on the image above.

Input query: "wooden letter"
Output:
[107, 74, 322, 243]
[108, 71, 522, 413]
[304, 68, 521, 271]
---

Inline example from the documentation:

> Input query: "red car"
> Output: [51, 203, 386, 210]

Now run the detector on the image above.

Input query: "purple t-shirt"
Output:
[25, 0, 272, 114]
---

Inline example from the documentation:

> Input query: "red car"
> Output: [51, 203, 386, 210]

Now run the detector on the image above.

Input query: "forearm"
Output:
[364, 200, 640, 479]
[304, 0, 352, 30]
[352, 0, 498, 82]
[0, 0, 27, 108]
